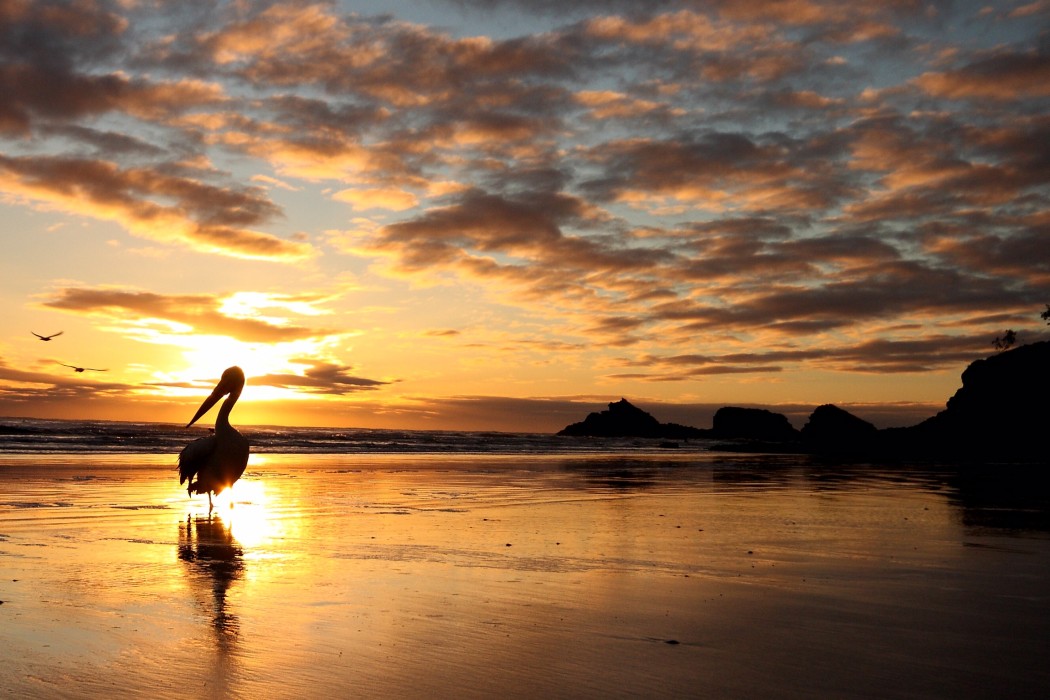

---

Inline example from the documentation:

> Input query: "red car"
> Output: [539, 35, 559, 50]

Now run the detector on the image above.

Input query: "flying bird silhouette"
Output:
[32, 331, 64, 341]
[59, 363, 108, 373]
[178, 366, 249, 512]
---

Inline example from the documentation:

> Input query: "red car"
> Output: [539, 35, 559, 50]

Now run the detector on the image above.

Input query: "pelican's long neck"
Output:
[216, 385, 242, 431]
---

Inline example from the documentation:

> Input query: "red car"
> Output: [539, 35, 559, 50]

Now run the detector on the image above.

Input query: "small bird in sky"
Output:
[59, 363, 108, 373]
[32, 331, 64, 341]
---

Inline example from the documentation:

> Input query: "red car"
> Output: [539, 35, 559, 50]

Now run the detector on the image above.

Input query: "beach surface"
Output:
[2, 452, 1048, 698]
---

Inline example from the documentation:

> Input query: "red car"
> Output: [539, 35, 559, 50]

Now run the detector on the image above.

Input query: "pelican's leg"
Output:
[208, 492, 213, 513]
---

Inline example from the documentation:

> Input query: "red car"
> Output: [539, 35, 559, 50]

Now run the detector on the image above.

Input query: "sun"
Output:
[179, 335, 280, 381]
[152, 333, 338, 402]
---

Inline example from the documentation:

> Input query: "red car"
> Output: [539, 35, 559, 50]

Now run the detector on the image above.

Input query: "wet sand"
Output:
[2, 453, 1048, 698]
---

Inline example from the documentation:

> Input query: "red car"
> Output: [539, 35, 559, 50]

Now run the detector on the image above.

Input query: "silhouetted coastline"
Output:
[558, 342, 1050, 463]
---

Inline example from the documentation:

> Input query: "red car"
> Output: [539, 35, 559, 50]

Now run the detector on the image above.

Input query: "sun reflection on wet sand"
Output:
[1, 454, 1049, 698]
[177, 514, 243, 697]
[178, 516, 242, 634]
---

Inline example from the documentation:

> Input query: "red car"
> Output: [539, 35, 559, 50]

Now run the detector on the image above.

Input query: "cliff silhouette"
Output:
[879, 340, 1048, 460]
[557, 341, 1049, 462]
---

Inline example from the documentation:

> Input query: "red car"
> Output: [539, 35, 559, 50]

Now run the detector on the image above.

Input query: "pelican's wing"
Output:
[178, 434, 217, 485]
[59, 363, 78, 369]
[85, 367, 108, 372]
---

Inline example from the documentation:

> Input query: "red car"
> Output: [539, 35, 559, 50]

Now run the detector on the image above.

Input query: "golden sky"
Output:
[2, 0, 1048, 431]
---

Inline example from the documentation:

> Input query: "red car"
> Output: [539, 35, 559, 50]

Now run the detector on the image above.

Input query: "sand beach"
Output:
[2, 452, 1048, 698]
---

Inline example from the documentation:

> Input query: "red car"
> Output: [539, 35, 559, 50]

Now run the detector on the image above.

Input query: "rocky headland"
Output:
[878, 340, 1047, 460]
[557, 341, 1049, 462]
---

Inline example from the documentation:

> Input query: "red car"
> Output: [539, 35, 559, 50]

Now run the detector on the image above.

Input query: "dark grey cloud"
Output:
[614, 332, 1008, 381]
[580, 130, 855, 213]
[36, 124, 168, 158]
[914, 46, 1050, 101]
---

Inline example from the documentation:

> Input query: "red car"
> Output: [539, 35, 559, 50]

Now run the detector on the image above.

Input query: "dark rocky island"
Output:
[557, 398, 708, 440]
[557, 341, 1049, 462]
[801, 404, 878, 454]
[712, 407, 798, 443]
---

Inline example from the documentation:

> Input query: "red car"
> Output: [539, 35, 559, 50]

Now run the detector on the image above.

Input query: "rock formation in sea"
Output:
[556, 398, 708, 439]
[801, 404, 878, 453]
[710, 406, 799, 443]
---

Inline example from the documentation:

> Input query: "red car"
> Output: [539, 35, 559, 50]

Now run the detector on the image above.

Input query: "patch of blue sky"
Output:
[335, 0, 573, 40]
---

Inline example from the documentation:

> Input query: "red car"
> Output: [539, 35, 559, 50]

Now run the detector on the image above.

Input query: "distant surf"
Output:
[0, 417, 714, 455]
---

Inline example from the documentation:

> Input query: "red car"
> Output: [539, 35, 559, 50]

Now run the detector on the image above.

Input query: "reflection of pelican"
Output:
[178, 515, 243, 650]
[32, 331, 63, 341]
[179, 366, 249, 511]
[59, 362, 108, 373]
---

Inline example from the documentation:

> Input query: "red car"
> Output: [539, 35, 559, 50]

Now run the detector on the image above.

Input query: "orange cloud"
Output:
[575, 90, 682, 120]
[0, 154, 312, 260]
[42, 287, 335, 343]
[202, 3, 348, 65]
[584, 10, 768, 51]
[334, 186, 419, 212]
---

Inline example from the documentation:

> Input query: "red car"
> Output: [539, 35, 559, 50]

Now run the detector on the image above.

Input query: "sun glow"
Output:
[219, 291, 332, 319]
[146, 333, 343, 402]
[179, 335, 297, 380]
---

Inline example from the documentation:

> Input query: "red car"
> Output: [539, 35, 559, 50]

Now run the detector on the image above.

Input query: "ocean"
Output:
[0, 416, 711, 456]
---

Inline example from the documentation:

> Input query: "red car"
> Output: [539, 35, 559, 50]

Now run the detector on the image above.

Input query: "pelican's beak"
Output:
[186, 378, 230, 427]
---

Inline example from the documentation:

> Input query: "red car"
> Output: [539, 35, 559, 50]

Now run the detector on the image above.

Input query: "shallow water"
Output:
[1, 453, 1048, 698]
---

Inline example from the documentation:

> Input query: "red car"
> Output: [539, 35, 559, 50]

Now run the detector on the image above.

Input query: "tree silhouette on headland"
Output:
[993, 305, 1050, 352]
[992, 329, 1016, 352]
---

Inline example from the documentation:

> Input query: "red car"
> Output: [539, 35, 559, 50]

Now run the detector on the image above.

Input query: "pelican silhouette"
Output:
[60, 363, 107, 373]
[33, 331, 64, 341]
[178, 367, 249, 511]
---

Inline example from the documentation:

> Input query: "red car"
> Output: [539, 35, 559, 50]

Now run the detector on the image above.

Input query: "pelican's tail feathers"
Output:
[177, 453, 194, 486]
[178, 434, 215, 486]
